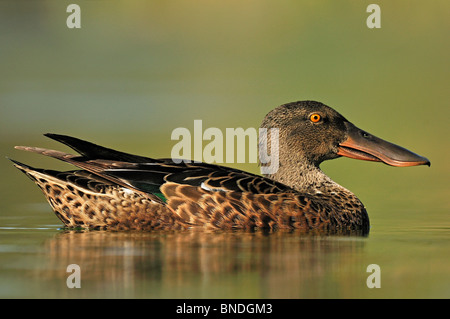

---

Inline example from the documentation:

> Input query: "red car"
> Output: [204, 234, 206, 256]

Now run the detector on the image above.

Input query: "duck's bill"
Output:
[337, 122, 430, 167]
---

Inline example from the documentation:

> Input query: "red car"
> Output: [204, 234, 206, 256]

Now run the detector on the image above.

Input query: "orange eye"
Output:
[310, 113, 321, 123]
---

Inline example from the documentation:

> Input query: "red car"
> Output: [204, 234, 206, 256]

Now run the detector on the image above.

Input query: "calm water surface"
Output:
[0, 199, 448, 298]
[0, 1, 448, 298]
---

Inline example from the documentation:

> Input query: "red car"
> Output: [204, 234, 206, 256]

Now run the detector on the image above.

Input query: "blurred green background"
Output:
[0, 1, 449, 298]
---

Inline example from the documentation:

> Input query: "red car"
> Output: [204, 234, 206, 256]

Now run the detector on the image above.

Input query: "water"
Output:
[0, 196, 448, 298]
[0, 1, 449, 299]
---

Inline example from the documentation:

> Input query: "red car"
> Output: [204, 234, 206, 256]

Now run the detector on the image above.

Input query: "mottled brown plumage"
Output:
[10, 101, 430, 234]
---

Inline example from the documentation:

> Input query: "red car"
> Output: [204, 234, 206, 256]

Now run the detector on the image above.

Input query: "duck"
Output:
[10, 101, 430, 234]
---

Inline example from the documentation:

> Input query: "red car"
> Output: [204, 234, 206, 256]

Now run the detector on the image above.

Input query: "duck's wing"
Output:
[14, 134, 295, 198]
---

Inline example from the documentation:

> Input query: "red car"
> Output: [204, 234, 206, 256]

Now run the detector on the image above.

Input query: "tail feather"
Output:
[9, 158, 112, 192]
[8, 159, 170, 229]
[14, 146, 79, 161]
[8, 157, 35, 176]
[44, 133, 158, 163]
[13, 144, 148, 194]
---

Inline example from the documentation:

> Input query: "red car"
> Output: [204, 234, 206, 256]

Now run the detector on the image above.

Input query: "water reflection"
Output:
[37, 230, 367, 298]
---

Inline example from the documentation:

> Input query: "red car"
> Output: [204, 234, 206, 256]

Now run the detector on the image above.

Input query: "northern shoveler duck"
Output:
[10, 101, 429, 233]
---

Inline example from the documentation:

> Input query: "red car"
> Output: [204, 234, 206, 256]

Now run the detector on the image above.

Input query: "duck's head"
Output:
[261, 100, 430, 168]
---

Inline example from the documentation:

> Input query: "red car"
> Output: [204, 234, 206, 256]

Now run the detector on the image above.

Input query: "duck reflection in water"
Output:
[36, 230, 366, 298]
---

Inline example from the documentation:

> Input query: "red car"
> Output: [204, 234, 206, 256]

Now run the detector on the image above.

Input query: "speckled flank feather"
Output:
[161, 183, 367, 231]
[12, 161, 188, 231]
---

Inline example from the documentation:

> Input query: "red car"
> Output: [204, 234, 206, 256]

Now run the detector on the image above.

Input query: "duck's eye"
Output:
[310, 113, 322, 123]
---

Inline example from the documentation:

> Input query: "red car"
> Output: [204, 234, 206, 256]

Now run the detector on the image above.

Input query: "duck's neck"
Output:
[266, 159, 365, 210]
[264, 158, 369, 231]
[265, 159, 338, 193]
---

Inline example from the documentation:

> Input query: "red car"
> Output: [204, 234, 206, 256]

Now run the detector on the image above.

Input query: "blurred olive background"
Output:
[0, 1, 449, 298]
